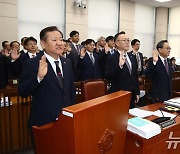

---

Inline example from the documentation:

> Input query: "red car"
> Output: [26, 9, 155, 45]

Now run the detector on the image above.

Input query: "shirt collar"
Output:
[159, 55, 167, 62]
[28, 52, 36, 58]
[86, 51, 93, 56]
[117, 50, 127, 56]
[44, 52, 61, 65]
[72, 42, 78, 46]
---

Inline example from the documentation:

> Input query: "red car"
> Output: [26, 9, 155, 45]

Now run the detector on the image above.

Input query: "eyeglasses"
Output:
[117, 39, 131, 43]
[163, 47, 171, 50]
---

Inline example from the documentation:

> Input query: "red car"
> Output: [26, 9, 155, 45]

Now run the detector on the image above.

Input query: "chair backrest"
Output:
[81, 79, 107, 101]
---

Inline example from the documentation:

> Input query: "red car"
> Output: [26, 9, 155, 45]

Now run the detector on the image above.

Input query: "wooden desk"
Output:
[0, 93, 32, 154]
[124, 103, 180, 154]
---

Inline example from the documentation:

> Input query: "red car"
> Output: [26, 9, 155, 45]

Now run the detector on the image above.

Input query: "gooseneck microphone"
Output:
[145, 91, 171, 124]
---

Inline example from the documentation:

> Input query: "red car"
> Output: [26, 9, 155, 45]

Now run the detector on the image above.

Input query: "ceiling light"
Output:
[155, 0, 171, 2]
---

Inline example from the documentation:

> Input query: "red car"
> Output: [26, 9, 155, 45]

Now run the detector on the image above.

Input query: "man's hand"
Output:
[38, 55, 48, 80]
[152, 50, 159, 62]
[104, 44, 110, 54]
[11, 48, 20, 60]
[4, 49, 10, 57]
[80, 48, 86, 58]
[119, 52, 125, 67]
[135, 95, 140, 104]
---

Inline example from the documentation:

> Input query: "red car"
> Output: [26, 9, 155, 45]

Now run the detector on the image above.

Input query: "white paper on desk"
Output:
[153, 110, 176, 119]
[166, 98, 180, 103]
[129, 108, 154, 118]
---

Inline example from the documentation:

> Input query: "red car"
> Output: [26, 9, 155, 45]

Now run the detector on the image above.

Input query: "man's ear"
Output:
[158, 48, 162, 54]
[40, 40, 45, 50]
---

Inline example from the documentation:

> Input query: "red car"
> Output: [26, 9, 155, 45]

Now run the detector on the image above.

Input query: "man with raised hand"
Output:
[18, 26, 76, 128]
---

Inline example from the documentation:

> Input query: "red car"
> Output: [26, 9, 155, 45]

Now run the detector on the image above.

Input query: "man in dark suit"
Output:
[145, 40, 172, 102]
[130, 39, 144, 76]
[11, 37, 38, 77]
[19, 37, 28, 55]
[77, 39, 101, 81]
[171, 57, 180, 72]
[69, 30, 83, 81]
[0, 53, 8, 89]
[98, 36, 115, 79]
[105, 32, 140, 108]
[18, 26, 76, 128]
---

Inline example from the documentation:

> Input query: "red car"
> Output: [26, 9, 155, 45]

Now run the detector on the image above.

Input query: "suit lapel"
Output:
[60, 57, 68, 84]
[158, 57, 169, 76]
[85, 53, 94, 66]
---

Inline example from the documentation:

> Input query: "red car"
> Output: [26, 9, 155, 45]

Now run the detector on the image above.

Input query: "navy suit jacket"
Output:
[77, 52, 101, 81]
[0, 54, 8, 89]
[98, 49, 115, 78]
[105, 50, 140, 95]
[70, 43, 83, 81]
[11, 52, 30, 77]
[18, 51, 76, 127]
[130, 51, 144, 76]
[145, 57, 172, 102]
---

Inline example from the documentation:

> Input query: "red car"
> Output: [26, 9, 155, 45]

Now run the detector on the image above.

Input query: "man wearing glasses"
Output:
[145, 40, 172, 102]
[105, 31, 140, 109]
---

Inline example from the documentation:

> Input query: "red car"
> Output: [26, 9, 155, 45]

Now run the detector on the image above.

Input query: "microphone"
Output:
[145, 90, 171, 124]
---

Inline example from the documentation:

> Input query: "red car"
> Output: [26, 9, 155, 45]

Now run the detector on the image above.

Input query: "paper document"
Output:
[153, 110, 176, 119]
[129, 108, 153, 118]
[164, 98, 180, 107]
[127, 117, 161, 139]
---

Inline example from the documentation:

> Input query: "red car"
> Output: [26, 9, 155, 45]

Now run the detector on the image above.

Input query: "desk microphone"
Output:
[145, 91, 171, 124]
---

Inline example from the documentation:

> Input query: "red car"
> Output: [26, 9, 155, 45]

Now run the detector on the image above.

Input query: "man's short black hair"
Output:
[40, 26, 63, 41]
[114, 31, 126, 42]
[131, 39, 140, 46]
[106, 36, 114, 42]
[70, 30, 79, 37]
[10, 41, 20, 47]
[24, 37, 37, 46]
[156, 40, 168, 51]
[84, 39, 95, 45]
[21, 37, 28, 44]
[2, 41, 8, 48]
[171, 57, 176, 61]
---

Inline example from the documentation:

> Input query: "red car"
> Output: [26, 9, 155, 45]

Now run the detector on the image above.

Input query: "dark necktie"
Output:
[164, 59, 169, 74]
[89, 53, 95, 65]
[76, 45, 80, 55]
[124, 54, 131, 74]
[54, 61, 64, 89]
[32, 54, 35, 58]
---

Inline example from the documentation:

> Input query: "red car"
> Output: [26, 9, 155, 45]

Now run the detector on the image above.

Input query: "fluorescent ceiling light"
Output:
[155, 0, 171, 2]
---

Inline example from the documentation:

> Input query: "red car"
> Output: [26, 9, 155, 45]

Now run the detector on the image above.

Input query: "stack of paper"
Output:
[164, 98, 180, 108]
[129, 108, 153, 118]
[127, 117, 161, 139]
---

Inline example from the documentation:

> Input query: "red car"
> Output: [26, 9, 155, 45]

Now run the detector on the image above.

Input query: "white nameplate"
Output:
[62, 111, 73, 118]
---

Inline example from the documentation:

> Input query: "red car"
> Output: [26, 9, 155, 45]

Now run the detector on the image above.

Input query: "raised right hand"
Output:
[152, 50, 159, 62]
[11, 48, 20, 60]
[38, 55, 48, 80]
[80, 47, 86, 58]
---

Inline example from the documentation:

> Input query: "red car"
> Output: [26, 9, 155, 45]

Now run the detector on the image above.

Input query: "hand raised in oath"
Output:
[38, 55, 48, 80]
